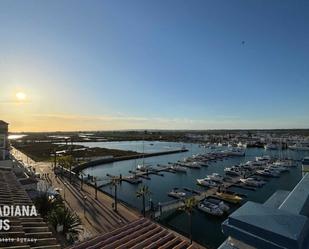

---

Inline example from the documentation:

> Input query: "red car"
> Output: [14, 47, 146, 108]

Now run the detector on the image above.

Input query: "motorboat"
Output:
[205, 197, 230, 212]
[288, 143, 309, 151]
[256, 169, 279, 177]
[180, 162, 201, 169]
[168, 189, 187, 199]
[256, 155, 271, 162]
[268, 164, 290, 173]
[224, 167, 242, 176]
[225, 148, 245, 156]
[273, 160, 295, 168]
[264, 143, 281, 150]
[207, 173, 224, 183]
[197, 202, 224, 216]
[240, 178, 265, 187]
[215, 191, 243, 204]
[171, 165, 187, 173]
[197, 178, 217, 187]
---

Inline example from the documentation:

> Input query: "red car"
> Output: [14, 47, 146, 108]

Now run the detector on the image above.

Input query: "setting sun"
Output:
[16, 92, 27, 101]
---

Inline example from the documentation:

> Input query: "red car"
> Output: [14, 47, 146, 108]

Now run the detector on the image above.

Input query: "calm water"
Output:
[82, 141, 307, 249]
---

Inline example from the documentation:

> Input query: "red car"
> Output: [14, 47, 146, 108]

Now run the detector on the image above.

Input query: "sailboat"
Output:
[137, 139, 151, 171]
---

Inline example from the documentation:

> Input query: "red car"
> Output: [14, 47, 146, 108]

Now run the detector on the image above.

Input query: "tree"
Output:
[136, 185, 151, 217]
[48, 206, 82, 240]
[180, 197, 197, 244]
[110, 177, 120, 211]
[34, 192, 62, 219]
[58, 155, 75, 181]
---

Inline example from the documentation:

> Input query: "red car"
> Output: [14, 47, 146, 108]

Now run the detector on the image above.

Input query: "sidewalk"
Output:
[11, 148, 140, 241]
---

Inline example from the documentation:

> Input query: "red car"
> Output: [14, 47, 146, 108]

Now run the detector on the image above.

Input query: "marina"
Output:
[81, 141, 307, 249]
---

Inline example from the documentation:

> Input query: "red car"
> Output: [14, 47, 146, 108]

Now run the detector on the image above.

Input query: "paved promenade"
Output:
[11, 148, 140, 241]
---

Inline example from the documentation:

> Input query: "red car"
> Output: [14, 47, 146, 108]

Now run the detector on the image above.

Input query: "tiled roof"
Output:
[69, 218, 200, 249]
[0, 169, 61, 249]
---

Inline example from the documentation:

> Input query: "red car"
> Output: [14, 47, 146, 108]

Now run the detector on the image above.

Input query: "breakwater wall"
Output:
[73, 149, 188, 172]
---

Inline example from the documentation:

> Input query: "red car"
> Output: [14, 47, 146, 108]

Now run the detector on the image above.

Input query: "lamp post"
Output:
[94, 177, 98, 200]
[63, 182, 67, 201]
[83, 195, 87, 216]
[80, 173, 83, 190]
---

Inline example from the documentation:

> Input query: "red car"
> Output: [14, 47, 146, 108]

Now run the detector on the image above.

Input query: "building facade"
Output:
[0, 120, 9, 160]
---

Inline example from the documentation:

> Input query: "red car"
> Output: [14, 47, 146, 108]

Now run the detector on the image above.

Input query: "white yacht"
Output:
[256, 155, 271, 162]
[207, 173, 224, 183]
[240, 178, 265, 187]
[197, 202, 224, 216]
[226, 148, 245, 156]
[197, 178, 217, 187]
[224, 167, 242, 176]
[288, 143, 309, 151]
[171, 165, 187, 172]
[168, 189, 187, 199]
[264, 143, 281, 150]
[206, 197, 230, 212]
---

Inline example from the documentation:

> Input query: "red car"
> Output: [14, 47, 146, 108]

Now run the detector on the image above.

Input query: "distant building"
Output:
[219, 173, 309, 249]
[0, 120, 9, 160]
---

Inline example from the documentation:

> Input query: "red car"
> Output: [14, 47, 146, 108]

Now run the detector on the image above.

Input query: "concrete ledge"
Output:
[279, 173, 309, 217]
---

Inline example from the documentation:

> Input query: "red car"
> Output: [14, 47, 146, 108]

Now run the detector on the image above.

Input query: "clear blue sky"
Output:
[0, 0, 308, 131]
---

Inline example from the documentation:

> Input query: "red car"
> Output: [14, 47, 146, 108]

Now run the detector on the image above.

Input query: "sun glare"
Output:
[16, 92, 27, 101]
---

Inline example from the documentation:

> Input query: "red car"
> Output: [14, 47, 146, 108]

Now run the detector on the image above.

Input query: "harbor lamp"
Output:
[94, 177, 98, 200]
[83, 195, 87, 216]
[63, 182, 67, 201]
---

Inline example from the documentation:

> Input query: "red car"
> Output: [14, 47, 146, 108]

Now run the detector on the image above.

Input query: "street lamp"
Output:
[83, 195, 87, 216]
[94, 177, 98, 200]
[63, 182, 67, 201]
[80, 173, 83, 190]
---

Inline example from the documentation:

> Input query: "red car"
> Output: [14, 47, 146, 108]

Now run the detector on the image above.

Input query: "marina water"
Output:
[81, 141, 306, 249]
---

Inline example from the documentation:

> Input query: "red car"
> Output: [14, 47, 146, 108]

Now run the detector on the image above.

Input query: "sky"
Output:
[0, 0, 308, 132]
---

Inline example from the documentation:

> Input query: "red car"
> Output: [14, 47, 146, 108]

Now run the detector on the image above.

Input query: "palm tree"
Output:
[48, 206, 82, 240]
[34, 192, 62, 219]
[180, 197, 197, 244]
[111, 177, 120, 211]
[58, 155, 75, 181]
[136, 185, 151, 217]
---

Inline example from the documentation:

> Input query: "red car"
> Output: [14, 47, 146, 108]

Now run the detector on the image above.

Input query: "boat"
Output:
[273, 160, 295, 168]
[192, 161, 207, 167]
[268, 164, 290, 173]
[224, 167, 242, 176]
[240, 178, 265, 187]
[288, 143, 309, 151]
[215, 192, 243, 204]
[197, 178, 217, 187]
[197, 202, 224, 216]
[171, 165, 187, 173]
[205, 197, 230, 212]
[179, 162, 201, 169]
[256, 169, 279, 177]
[224, 148, 245, 156]
[256, 155, 271, 162]
[168, 189, 187, 199]
[137, 164, 151, 171]
[207, 173, 224, 183]
[264, 143, 281, 150]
